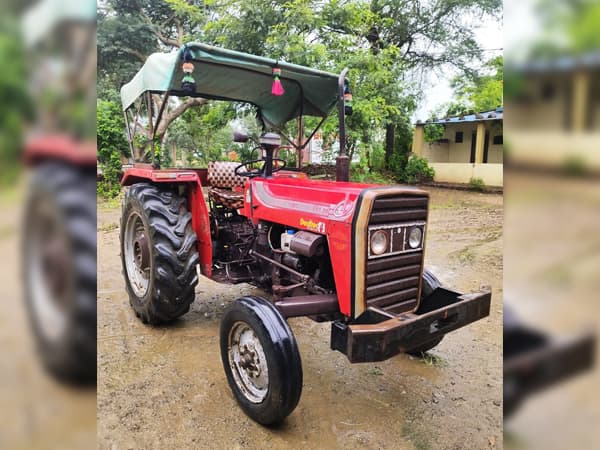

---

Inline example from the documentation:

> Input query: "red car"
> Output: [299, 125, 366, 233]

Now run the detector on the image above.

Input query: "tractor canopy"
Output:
[22, 0, 96, 48]
[120, 43, 341, 128]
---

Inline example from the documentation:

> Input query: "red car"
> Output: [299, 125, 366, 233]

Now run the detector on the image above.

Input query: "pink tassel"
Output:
[271, 67, 284, 96]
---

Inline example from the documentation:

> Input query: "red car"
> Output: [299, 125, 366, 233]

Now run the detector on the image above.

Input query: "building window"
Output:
[541, 82, 555, 101]
[455, 131, 463, 143]
[493, 135, 503, 145]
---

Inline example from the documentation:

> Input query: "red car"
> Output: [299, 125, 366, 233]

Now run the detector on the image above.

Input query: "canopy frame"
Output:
[121, 44, 349, 176]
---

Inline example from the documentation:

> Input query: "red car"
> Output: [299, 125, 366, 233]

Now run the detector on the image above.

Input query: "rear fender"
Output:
[24, 135, 96, 167]
[121, 167, 212, 277]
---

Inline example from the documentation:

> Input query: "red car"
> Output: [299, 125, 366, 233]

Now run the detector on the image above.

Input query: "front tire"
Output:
[406, 269, 444, 356]
[120, 183, 199, 324]
[220, 296, 303, 425]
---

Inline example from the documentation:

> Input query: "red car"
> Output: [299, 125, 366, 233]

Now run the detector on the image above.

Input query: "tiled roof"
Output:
[419, 107, 503, 125]
[510, 52, 600, 74]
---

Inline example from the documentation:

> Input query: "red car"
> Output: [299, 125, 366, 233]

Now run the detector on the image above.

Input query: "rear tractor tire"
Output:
[406, 268, 444, 356]
[23, 162, 96, 383]
[120, 183, 199, 324]
[220, 296, 303, 426]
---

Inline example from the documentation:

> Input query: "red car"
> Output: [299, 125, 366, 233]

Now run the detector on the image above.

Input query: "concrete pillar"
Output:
[412, 123, 424, 156]
[475, 122, 486, 164]
[572, 71, 590, 132]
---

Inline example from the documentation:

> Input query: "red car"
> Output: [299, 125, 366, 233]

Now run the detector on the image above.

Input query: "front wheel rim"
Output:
[124, 212, 151, 298]
[228, 321, 269, 403]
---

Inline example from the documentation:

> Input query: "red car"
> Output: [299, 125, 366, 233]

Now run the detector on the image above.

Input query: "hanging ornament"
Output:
[182, 45, 193, 62]
[271, 67, 284, 96]
[344, 79, 353, 116]
[181, 49, 196, 93]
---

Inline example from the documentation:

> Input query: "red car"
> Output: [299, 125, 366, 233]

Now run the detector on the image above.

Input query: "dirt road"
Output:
[97, 186, 503, 450]
[0, 186, 96, 450]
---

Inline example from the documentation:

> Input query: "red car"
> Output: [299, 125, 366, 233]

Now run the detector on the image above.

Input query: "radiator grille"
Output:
[365, 195, 428, 314]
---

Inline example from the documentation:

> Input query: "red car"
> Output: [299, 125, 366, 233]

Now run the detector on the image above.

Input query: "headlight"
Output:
[370, 230, 389, 255]
[408, 227, 422, 249]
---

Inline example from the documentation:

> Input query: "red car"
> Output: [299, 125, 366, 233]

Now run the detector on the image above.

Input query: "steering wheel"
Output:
[235, 158, 287, 178]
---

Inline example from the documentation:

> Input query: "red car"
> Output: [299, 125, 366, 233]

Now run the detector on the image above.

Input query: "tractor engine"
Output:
[254, 221, 335, 298]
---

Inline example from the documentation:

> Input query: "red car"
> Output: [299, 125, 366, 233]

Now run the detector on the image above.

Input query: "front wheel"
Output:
[220, 296, 303, 425]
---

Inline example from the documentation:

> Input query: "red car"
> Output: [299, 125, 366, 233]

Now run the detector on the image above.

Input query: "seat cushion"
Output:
[207, 161, 247, 189]
[209, 187, 244, 210]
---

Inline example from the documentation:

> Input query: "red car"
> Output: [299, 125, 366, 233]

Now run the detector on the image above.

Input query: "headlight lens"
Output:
[370, 230, 389, 255]
[408, 227, 423, 249]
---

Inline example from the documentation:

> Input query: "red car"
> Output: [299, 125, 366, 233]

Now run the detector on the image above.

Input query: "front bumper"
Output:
[504, 326, 595, 417]
[330, 287, 491, 363]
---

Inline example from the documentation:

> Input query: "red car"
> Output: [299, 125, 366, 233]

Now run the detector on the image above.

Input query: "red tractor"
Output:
[119, 43, 491, 425]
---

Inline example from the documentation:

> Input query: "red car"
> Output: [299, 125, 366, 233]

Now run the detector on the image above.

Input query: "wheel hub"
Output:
[228, 322, 269, 403]
[238, 345, 261, 377]
[133, 233, 150, 270]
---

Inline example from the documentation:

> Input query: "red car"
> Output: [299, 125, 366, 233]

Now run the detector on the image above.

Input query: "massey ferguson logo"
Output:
[300, 218, 326, 233]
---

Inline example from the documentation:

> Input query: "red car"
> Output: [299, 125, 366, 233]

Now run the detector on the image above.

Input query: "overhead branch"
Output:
[140, 10, 181, 48]
[155, 97, 208, 138]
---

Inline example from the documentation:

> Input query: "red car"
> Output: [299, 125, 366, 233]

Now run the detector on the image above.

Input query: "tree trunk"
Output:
[385, 123, 395, 169]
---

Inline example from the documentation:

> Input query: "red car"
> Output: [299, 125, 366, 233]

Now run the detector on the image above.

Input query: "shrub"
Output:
[562, 155, 587, 176]
[401, 156, 435, 184]
[468, 177, 486, 191]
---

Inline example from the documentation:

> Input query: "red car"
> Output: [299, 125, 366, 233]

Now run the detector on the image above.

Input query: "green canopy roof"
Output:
[120, 43, 341, 127]
[22, 0, 96, 48]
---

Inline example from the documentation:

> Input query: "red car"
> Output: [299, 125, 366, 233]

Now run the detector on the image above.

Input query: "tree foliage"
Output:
[97, 99, 129, 197]
[0, 18, 32, 184]
[97, 0, 500, 189]
[531, 0, 600, 56]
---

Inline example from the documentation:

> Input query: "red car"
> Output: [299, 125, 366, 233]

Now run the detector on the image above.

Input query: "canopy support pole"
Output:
[152, 93, 170, 169]
[336, 68, 349, 182]
[264, 115, 327, 155]
[123, 110, 135, 164]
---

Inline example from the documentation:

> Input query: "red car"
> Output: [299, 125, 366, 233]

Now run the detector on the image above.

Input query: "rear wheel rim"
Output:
[27, 199, 72, 342]
[124, 212, 150, 298]
[228, 321, 269, 403]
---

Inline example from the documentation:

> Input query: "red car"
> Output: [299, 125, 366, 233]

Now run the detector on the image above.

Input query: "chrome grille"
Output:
[365, 195, 428, 314]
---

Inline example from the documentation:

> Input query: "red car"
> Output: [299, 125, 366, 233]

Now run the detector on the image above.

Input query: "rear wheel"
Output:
[220, 296, 303, 425]
[120, 183, 199, 324]
[406, 269, 444, 356]
[23, 162, 96, 383]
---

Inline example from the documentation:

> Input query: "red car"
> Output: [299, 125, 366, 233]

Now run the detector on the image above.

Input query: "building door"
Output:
[470, 132, 477, 163]
[483, 130, 490, 163]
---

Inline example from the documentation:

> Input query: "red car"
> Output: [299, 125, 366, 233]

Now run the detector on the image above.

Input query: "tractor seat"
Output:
[207, 161, 247, 209]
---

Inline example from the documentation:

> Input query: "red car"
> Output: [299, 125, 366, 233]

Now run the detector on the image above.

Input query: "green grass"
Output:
[452, 247, 476, 264]
[0, 184, 22, 206]
[402, 422, 432, 450]
[98, 194, 122, 210]
[98, 222, 119, 233]
[367, 366, 384, 376]
[419, 352, 447, 367]
[468, 177, 486, 191]
[562, 155, 588, 176]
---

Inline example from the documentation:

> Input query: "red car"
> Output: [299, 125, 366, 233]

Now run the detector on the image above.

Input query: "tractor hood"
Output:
[250, 177, 372, 225]
[247, 176, 428, 229]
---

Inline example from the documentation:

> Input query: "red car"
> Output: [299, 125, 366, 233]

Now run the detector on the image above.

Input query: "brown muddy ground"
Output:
[97, 186, 503, 450]
[503, 171, 600, 450]
[0, 185, 96, 450]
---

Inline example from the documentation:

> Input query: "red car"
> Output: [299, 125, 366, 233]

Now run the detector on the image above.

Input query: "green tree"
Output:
[97, 0, 500, 180]
[0, 18, 32, 184]
[97, 99, 129, 197]
[531, 0, 600, 56]
[451, 55, 503, 112]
